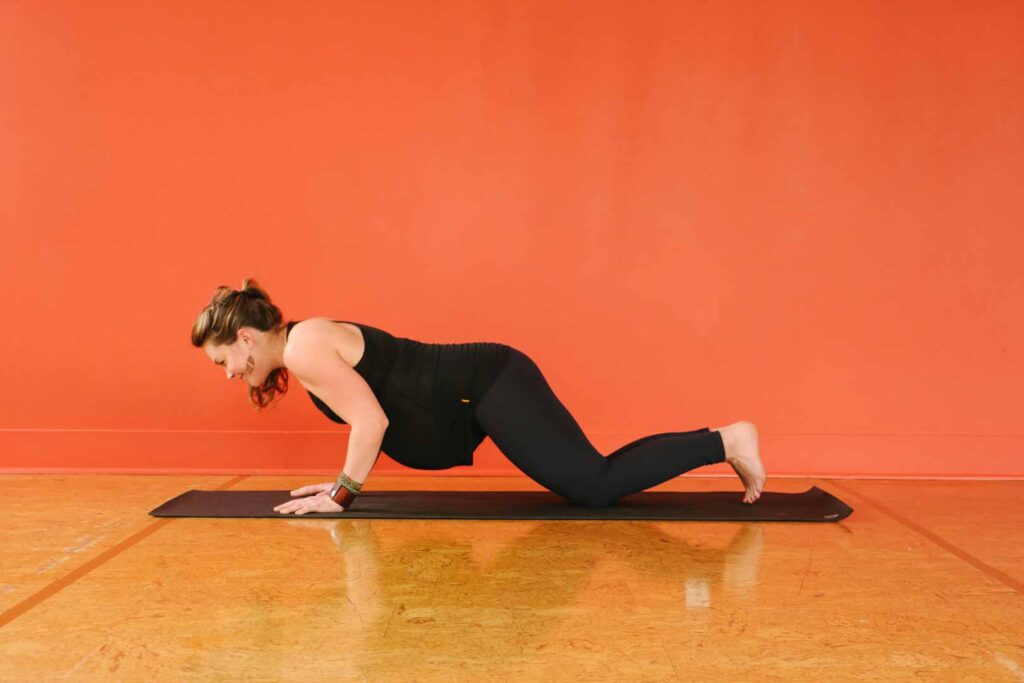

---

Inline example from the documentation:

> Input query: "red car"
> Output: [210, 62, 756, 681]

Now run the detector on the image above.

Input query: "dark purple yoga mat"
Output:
[149, 486, 852, 522]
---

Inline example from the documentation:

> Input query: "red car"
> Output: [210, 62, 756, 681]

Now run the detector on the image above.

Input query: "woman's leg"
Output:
[472, 348, 726, 507]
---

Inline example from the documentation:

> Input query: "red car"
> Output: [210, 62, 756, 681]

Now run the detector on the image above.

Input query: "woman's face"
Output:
[203, 330, 258, 385]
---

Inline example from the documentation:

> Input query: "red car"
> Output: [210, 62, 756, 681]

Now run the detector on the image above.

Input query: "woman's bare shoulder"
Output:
[287, 317, 364, 367]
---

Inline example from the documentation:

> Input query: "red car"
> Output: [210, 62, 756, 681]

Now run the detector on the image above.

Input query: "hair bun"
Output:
[239, 278, 270, 302]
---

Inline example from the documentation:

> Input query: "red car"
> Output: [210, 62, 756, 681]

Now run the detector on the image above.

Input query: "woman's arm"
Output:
[276, 322, 390, 513]
[342, 423, 386, 486]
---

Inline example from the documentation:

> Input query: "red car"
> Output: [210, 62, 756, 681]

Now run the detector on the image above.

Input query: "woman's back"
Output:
[286, 319, 512, 469]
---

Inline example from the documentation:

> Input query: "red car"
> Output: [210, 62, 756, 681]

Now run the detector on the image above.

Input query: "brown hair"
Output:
[191, 278, 292, 410]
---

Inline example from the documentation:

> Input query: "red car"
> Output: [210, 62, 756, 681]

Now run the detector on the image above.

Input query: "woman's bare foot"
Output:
[714, 421, 766, 504]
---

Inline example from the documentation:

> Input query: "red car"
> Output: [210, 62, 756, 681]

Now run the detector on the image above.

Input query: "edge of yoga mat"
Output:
[149, 486, 853, 522]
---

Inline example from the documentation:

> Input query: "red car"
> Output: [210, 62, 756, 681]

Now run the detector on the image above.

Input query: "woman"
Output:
[193, 279, 766, 515]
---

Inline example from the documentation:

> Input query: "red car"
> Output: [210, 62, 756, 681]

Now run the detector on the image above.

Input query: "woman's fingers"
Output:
[274, 497, 309, 513]
[280, 503, 312, 515]
[273, 501, 296, 513]
[290, 482, 334, 496]
[274, 492, 343, 515]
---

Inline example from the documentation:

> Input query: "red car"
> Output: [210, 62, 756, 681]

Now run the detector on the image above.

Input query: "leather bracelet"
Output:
[330, 484, 358, 508]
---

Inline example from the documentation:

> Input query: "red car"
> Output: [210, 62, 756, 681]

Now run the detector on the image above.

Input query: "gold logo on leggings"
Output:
[460, 398, 471, 403]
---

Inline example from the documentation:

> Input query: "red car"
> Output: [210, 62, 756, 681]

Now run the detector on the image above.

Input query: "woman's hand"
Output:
[274, 484, 345, 515]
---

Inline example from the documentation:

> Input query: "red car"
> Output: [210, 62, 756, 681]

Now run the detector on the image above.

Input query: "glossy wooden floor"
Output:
[0, 475, 1021, 681]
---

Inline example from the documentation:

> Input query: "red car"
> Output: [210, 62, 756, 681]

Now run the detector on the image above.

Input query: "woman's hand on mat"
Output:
[274, 491, 344, 515]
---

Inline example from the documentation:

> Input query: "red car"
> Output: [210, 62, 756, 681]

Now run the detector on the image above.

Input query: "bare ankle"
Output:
[712, 425, 735, 461]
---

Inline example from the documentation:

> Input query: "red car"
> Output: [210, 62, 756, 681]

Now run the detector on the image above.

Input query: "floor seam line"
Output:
[0, 474, 249, 629]
[827, 480, 1023, 596]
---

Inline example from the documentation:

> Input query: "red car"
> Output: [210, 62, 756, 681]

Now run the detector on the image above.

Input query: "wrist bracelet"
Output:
[330, 484, 357, 508]
[329, 472, 363, 508]
[335, 471, 363, 493]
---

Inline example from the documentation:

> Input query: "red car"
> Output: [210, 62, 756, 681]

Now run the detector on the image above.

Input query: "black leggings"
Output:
[473, 347, 727, 507]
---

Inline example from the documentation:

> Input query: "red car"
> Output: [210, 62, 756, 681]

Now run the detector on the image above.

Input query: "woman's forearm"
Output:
[343, 423, 386, 485]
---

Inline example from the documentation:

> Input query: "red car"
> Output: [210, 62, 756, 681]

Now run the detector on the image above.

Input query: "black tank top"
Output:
[286, 319, 512, 470]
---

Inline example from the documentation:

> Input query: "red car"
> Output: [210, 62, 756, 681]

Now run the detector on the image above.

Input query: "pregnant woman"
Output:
[193, 280, 766, 514]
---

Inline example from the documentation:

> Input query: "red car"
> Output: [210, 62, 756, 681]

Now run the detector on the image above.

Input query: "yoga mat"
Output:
[149, 486, 852, 522]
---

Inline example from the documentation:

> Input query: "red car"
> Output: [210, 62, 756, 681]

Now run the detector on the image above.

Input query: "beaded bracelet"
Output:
[337, 471, 363, 493]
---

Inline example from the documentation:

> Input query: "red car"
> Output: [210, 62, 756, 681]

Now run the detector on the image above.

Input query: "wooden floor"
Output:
[0, 475, 1021, 681]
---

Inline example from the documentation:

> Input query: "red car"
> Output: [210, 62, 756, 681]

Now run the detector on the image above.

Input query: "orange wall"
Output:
[2, 1, 1021, 478]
